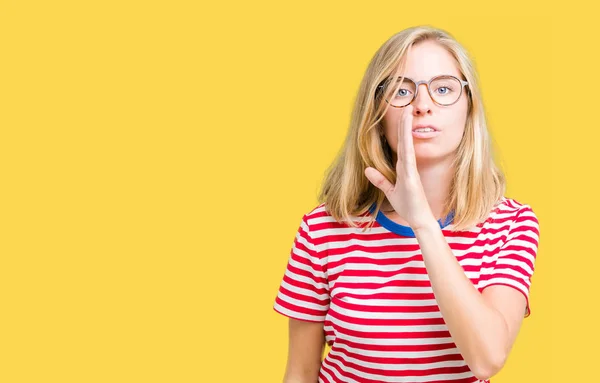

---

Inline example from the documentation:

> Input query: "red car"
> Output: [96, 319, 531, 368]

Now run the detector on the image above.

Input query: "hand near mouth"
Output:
[364, 105, 436, 231]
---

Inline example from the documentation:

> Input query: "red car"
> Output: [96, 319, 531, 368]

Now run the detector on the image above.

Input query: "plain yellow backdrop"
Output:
[0, 0, 596, 382]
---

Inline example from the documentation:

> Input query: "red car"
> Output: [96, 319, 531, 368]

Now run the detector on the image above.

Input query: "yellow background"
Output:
[0, 0, 594, 382]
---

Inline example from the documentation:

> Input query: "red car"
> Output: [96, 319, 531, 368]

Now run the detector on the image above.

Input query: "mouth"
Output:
[412, 125, 440, 139]
[412, 124, 439, 133]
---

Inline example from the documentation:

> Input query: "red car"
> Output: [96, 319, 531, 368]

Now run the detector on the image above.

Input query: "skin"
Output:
[378, 40, 469, 224]
[283, 40, 527, 382]
[282, 319, 325, 383]
[364, 40, 527, 380]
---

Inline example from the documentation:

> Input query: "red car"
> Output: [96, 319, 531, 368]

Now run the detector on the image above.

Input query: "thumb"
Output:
[365, 167, 394, 195]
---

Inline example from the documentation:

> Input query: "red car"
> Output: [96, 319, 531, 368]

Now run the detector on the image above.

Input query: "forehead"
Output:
[399, 41, 462, 80]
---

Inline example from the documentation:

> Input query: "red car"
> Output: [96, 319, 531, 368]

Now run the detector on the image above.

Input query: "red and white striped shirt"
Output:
[273, 196, 540, 383]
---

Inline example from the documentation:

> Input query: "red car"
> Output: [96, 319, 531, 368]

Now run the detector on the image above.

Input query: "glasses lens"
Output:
[387, 78, 416, 107]
[429, 76, 462, 105]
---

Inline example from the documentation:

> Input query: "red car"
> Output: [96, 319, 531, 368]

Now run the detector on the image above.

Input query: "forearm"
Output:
[414, 220, 509, 380]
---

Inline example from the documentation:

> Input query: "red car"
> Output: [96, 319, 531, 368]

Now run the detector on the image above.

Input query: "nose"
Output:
[412, 83, 433, 115]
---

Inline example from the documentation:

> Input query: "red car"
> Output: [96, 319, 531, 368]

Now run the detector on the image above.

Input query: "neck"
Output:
[386, 153, 454, 220]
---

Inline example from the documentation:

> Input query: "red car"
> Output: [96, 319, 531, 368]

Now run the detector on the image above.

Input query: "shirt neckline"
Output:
[368, 203, 455, 237]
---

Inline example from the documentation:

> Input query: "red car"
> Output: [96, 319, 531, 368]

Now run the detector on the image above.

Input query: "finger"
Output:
[397, 105, 416, 173]
[403, 105, 416, 169]
[365, 167, 394, 196]
[397, 107, 404, 170]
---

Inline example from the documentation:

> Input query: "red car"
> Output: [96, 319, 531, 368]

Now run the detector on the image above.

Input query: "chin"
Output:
[414, 148, 440, 158]
[414, 150, 454, 164]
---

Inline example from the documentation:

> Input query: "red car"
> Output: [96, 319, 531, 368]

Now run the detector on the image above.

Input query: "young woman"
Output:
[273, 25, 540, 383]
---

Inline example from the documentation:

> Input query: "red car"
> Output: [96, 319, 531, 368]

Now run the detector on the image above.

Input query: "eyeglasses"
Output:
[376, 75, 469, 107]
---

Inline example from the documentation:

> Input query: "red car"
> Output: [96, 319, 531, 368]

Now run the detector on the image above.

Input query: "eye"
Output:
[396, 88, 412, 97]
[436, 86, 451, 95]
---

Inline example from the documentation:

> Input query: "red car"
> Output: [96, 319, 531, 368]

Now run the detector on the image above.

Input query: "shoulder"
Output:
[294, 203, 330, 239]
[496, 196, 537, 217]
[303, 203, 329, 224]
[302, 202, 369, 227]
[491, 196, 540, 233]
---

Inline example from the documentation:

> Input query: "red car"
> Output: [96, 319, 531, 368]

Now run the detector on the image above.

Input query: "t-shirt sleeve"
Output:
[479, 204, 540, 318]
[273, 214, 330, 322]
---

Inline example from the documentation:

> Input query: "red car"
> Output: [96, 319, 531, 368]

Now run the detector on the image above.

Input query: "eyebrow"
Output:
[392, 74, 460, 81]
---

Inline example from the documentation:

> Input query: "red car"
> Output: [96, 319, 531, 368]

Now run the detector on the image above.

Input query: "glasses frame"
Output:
[376, 75, 469, 108]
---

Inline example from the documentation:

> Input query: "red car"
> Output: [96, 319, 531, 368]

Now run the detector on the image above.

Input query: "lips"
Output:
[412, 124, 439, 132]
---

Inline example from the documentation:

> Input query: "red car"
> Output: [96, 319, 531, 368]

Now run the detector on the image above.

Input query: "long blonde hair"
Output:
[317, 25, 506, 232]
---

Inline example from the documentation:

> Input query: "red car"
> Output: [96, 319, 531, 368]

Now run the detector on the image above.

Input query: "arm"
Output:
[414, 221, 528, 381]
[282, 318, 326, 383]
[274, 213, 330, 382]
[363, 104, 538, 381]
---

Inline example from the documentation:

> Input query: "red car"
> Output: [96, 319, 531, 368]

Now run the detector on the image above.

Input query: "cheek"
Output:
[442, 119, 466, 146]
[443, 103, 468, 135]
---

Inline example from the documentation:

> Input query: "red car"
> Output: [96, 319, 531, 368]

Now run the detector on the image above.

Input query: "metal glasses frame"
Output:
[376, 75, 469, 107]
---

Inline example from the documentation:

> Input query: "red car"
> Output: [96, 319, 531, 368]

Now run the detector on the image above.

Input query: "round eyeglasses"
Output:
[376, 75, 469, 107]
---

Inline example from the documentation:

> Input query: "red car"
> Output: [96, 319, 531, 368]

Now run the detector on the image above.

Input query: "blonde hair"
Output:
[317, 25, 506, 232]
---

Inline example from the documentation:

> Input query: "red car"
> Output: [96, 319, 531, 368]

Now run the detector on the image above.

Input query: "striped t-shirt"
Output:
[273, 196, 540, 383]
